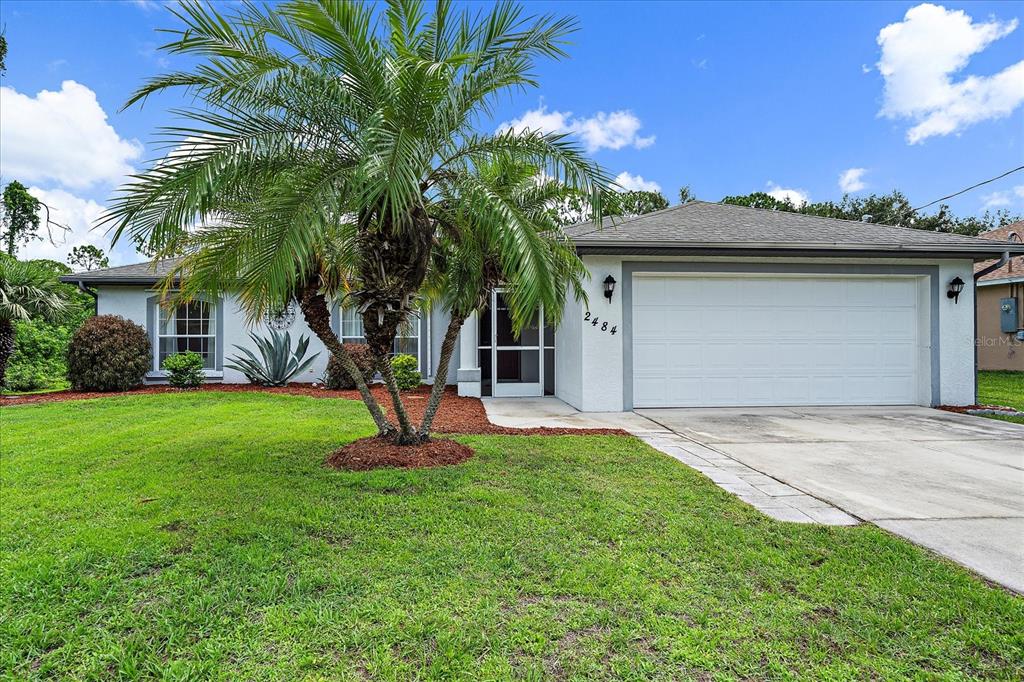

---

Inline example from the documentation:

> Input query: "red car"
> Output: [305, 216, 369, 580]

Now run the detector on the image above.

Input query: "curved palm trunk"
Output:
[0, 319, 14, 389]
[297, 284, 395, 438]
[378, 360, 418, 444]
[418, 314, 464, 438]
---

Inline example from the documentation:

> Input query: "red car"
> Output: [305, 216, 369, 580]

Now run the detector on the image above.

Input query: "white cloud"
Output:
[499, 105, 655, 153]
[20, 187, 121, 266]
[613, 172, 661, 193]
[981, 191, 1012, 209]
[876, 3, 1024, 144]
[0, 80, 143, 190]
[766, 182, 809, 207]
[981, 185, 1024, 210]
[838, 167, 868, 193]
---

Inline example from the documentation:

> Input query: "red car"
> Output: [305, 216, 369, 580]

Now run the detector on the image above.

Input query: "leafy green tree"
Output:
[609, 190, 669, 216]
[0, 256, 74, 388]
[104, 0, 607, 444]
[67, 245, 110, 271]
[553, 188, 667, 225]
[678, 185, 697, 204]
[722, 189, 1021, 235]
[720, 191, 797, 212]
[1, 181, 42, 257]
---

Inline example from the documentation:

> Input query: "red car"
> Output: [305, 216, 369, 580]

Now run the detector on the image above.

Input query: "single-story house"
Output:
[974, 222, 1023, 371]
[63, 201, 1024, 410]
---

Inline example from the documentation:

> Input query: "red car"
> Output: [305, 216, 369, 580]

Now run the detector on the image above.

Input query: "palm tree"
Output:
[0, 256, 72, 387]
[104, 0, 608, 444]
[419, 159, 586, 437]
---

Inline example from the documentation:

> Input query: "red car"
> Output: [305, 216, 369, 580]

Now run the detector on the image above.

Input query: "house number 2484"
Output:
[583, 311, 617, 335]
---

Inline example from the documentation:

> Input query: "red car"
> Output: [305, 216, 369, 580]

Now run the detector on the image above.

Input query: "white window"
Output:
[339, 306, 420, 370]
[158, 300, 216, 370]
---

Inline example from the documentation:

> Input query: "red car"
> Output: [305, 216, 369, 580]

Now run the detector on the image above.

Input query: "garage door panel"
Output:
[633, 340, 669, 370]
[810, 376, 845, 402]
[632, 275, 922, 407]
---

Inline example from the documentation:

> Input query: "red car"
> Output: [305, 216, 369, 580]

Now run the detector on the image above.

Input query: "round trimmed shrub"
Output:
[163, 351, 205, 389]
[391, 353, 420, 390]
[324, 343, 377, 390]
[67, 315, 151, 391]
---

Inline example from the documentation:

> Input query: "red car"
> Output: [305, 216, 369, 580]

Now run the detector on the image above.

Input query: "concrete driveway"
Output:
[637, 406, 1024, 593]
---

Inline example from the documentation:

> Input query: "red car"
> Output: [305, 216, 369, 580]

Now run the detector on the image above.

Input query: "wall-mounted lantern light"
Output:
[947, 276, 965, 303]
[603, 275, 617, 302]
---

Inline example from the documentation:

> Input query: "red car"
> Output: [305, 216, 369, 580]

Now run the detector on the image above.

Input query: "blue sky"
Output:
[1, 0, 1022, 265]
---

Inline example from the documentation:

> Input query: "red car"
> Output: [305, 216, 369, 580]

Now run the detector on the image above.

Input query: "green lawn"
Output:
[977, 371, 1024, 424]
[2, 394, 1022, 680]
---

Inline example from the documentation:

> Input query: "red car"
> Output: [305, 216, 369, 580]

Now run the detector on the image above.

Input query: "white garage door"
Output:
[632, 275, 923, 407]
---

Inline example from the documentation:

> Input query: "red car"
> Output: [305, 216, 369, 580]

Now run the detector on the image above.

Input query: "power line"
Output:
[912, 165, 1024, 213]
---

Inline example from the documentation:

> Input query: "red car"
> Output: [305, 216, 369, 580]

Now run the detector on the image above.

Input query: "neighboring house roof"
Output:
[974, 221, 1024, 286]
[566, 201, 1024, 258]
[62, 202, 1024, 285]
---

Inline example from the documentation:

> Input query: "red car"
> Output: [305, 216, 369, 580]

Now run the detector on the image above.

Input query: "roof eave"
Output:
[976, 276, 1024, 287]
[58, 275, 176, 285]
[572, 241, 1024, 260]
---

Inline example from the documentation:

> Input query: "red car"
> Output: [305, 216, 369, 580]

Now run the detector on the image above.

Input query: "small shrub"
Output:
[324, 344, 377, 390]
[163, 351, 205, 389]
[4, 364, 60, 392]
[391, 353, 420, 390]
[67, 315, 151, 391]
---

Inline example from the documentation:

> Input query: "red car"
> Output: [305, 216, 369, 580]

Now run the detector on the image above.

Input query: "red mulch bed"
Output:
[939, 404, 1021, 415]
[324, 436, 474, 471]
[1, 384, 628, 437]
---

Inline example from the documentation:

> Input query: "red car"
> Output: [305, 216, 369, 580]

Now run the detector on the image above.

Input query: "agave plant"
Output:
[226, 330, 320, 387]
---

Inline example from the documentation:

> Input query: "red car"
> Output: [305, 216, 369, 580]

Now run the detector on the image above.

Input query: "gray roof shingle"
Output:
[59, 257, 183, 284]
[62, 202, 1024, 284]
[565, 201, 1024, 256]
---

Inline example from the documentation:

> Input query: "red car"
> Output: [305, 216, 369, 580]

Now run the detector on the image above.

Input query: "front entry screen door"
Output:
[479, 290, 552, 397]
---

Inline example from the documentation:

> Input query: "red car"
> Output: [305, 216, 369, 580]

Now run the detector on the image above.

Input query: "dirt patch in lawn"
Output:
[325, 436, 474, 471]
[2, 384, 628, 437]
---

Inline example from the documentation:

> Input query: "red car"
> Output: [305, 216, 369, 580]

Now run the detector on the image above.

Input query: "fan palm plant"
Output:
[104, 0, 608, 444]
[0, 255, 73, 387]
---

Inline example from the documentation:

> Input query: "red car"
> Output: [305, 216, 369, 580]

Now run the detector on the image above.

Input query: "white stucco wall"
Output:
[427, 307, 459, 385]
[554, 289, 583, 409]
[937, 260, 976, 405]
[575, 256, 625, 411]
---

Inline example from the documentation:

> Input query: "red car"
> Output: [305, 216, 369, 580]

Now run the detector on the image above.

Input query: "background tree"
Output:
[0, 255, 73, 388]
[0, 32, 7, 75]
[67, 245, 110, 271]
[678, 185, 697, 204]
[1, 181, 41, 256]
[553, 188, 667, 225]
[722, 189, 1021, 235]
[608, 190, 669, 217]
[105, 0, 608, 445]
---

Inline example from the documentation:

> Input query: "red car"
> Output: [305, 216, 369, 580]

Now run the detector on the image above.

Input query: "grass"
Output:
[2, 393, 1022, 680]
[977, 371, 1024, 424]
